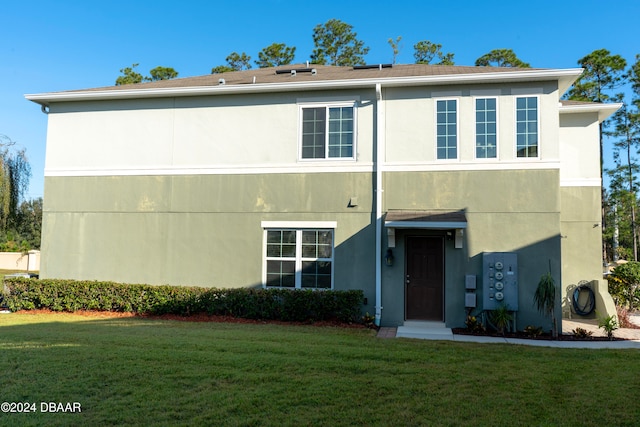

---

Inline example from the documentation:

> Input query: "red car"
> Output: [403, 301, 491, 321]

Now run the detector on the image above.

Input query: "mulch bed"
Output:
[451, 328, 625, 341]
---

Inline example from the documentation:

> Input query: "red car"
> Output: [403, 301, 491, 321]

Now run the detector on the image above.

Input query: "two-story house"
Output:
[26, 63, 619, 329]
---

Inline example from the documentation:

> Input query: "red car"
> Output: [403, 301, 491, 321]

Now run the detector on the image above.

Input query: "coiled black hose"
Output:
[572, 285, 595, 316]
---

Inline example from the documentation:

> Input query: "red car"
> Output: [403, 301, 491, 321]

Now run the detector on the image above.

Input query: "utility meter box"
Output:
[482, 252, 518, 311]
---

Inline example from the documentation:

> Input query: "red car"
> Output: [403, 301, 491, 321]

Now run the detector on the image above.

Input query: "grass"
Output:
[1, 313, 640, 426]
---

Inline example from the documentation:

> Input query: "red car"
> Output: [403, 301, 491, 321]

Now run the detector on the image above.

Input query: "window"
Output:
[301, 105, 354, 159]
[436, 99, 457, 160]
[265, 229, 334, 289]
[475, 98, 497, 158]
[516, 97, 538, 158]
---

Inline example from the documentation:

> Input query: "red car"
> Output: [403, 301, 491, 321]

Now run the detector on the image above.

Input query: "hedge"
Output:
[1, 278, 365, 323]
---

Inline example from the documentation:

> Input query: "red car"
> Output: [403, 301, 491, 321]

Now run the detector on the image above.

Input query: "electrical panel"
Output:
[482, 252, 518, 311]
[465, 293, 476, 308]
[465, 275, 476, 290]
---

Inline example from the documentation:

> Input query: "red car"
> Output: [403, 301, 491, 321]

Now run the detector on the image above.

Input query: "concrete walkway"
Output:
[377, 314, 640, 349]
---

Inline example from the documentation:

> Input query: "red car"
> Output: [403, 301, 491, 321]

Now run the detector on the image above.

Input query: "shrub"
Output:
[616, 306, 635, 329]
[523, 325, 543, 338]
[607, 261, 640, 310]
[2, 278, 364, 323]
[490, 304, 513, 335]
[464, 315, 485, 334]
[534, 269, 557, 338]
[572, 327, 593, 339]
[597, 312, 618, 340]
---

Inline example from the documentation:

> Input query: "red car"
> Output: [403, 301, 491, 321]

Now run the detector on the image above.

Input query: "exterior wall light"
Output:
[385, 248, 395, 266]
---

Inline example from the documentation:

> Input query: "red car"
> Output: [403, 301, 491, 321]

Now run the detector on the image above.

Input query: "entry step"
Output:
[396, 321, 453, 340]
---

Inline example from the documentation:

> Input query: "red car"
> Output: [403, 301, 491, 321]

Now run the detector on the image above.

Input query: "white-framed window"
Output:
[475, 97, 497, 159]
[436, 99, 458, 160]
[300, 103, 356, 160]
[263, 225, 335, 289]
[516, 96, 538, 158]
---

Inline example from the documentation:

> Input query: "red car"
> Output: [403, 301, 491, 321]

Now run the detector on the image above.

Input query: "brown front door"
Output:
[406, 236, 444, 321]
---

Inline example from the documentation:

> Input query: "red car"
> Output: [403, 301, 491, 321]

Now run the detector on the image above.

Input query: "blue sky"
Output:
[2, 0, 639, 199]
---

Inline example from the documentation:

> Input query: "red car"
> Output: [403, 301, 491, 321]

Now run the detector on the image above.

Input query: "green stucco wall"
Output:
[381, 169, 563, 328]
[42, 169, 609, 329]
[560, 185, 615, 319]
[41, 173, 377, 309]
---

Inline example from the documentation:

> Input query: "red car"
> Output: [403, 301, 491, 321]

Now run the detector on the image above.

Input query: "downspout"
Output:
[374, 83, 384, 326]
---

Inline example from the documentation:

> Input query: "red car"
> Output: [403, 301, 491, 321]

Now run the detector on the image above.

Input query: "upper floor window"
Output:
[516, 97, 538, 158]
[436, 99, 457, 160]
[475, 98, 497, 158]
[301, 105, 354, 159]
[265, 228, 334, 289]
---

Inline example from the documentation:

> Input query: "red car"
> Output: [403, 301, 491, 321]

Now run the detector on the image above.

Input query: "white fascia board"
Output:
[261, 221, 337, 229]
[25, 68, 584, 106]
[559, 102, 622, 123]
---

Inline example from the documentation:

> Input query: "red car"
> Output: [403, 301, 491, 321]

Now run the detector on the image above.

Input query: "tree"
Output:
[115, 63, 145, 85]
[226, 52, 252, 70]
[388, 36, 402, 65]
[147, 66, 179, 81]
[116, 64, 179, 85]
[534, 268, 557, 338]
[0, 135, 31, 235]
[566, 49, 628, 264]
[210, 65, 236, 74]
[608, 261, 640, 310]
[475, 49, 530, 68]
[4, 197, 42, 250]
[255, 43, 296, 68]
[630, 54, 640, 107]
[211, 52, 252, 74]
[310, 19, 369, 66]
[567, 49, 627, 103]
[413, 40, 455, 65]
[607, 103, 640, 261]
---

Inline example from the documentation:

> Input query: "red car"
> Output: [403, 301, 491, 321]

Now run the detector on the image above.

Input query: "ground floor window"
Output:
[264, 228, 334, 289]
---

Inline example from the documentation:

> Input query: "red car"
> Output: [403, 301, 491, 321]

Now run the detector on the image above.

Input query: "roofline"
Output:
[25, 68, 583, 106]
[559, 102, 622, 122]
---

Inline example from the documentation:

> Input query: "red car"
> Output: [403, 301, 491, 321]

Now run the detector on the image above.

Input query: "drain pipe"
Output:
[374, 83, 384, 326]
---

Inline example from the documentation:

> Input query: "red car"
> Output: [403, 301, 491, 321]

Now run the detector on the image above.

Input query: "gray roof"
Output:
[73, 63, 549, 93]
[26, 63, 585, 106]
[385, 210, 468, 224]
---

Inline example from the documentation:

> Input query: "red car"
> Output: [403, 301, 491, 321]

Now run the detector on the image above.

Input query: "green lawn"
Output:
[1, 312, 639, 426]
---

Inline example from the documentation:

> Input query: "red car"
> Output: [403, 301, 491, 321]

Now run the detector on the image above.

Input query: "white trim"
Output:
[44, 163, 375, 177]
[514, 95, 540, 160]
[559, 102, 622, 123]
[434, 98, 459, 161]
[25, 68, 584, 106]
[560, 178, 601, 187]
[382, 159, 560, 172]
[473, 96, 499, 160]
[261, 221, 337, 229]
[44, 160, 564, 177]
[262, 227, 336, 290]
[298, 102, 357, 161]
[374, 83, 384, 326]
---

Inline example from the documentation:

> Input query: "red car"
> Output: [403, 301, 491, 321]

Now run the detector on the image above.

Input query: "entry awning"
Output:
[384, 210, 467, 229]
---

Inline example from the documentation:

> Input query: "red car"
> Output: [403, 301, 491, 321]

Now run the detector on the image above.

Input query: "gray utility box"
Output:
[482, 252, 518, 311]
